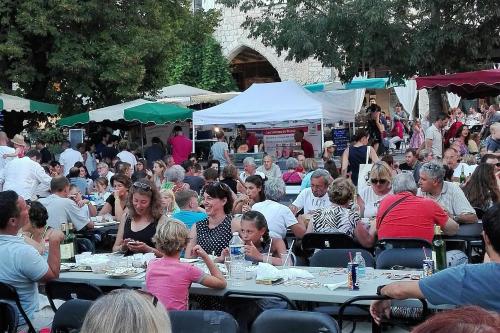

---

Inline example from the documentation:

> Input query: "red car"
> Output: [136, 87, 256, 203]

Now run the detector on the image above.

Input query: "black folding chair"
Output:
[309, 249, 375, 268]
[375, 238, 431, 255]
[51, 299, 93, 333]
[222, 291, 297, 310]
[169, 310, 238, 333]
[302, 232, 362, 250]
[46, 280, 103, 312]
[0, 282, 35, 333]
[251, 309, 340, 333]
[338, 295, 429, 333]
[0, 301, 18, 333]
[375, 248, 427, 269]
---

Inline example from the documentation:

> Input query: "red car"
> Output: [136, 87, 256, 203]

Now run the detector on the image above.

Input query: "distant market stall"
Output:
[1, 93, 59, 136]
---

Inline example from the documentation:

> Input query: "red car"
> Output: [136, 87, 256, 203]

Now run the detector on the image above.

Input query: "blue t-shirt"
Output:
[486, 136, 500, 153]
[173, 210, 208, 230]
[300, 171, 313, 190]
[0, 235, 49, 324]
[419, 262, 500, 311]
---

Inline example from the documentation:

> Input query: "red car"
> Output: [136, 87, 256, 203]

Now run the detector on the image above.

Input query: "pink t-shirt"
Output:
[168, 135, 192, 164]
[146, 257, 204, 310]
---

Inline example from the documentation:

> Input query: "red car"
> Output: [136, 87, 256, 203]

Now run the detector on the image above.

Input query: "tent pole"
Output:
[320, 118, 325, 156]
[140, 123, 144, 156]
[192, 124, 196, 153]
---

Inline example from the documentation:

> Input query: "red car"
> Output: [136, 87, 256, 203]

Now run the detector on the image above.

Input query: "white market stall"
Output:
[193, 80, 357, 157]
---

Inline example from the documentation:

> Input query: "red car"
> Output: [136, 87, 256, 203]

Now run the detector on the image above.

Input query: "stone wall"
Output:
[204, 2, 334, 84]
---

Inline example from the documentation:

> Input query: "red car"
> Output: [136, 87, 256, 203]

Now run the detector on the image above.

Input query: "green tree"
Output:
[0, 0, 191, 115]
[219, 0, 500, 119]
[168, 9, 237, 92]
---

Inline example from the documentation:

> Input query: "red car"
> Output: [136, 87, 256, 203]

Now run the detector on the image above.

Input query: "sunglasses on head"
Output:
[371, 178, 388, 185]
[134, 289, 158, 307]
[133, 182, 152, 191]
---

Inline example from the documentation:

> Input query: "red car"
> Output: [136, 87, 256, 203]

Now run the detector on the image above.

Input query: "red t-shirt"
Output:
[301, 139, 314, 158]
[376, 192, 448, 243]
[168, 135, 192, 164]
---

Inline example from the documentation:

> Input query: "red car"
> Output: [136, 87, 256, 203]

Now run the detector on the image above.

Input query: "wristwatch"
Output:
[376, 284, 387, 296]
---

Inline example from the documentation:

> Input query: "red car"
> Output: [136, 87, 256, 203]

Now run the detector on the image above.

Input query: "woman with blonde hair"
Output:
[146, 219, 226, 310]
[357, 161, 393, 218]
[159, 189, 180, 216]
[112, 179, 167, 256]
[307, 178, 375, 248]
[80, 289, 171, 333]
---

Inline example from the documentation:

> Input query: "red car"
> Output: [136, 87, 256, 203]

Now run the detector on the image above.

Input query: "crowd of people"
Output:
[0, 101, 499, 332]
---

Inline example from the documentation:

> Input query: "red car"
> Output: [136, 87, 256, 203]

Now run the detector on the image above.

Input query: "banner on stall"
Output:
[257, 124, 322, 159]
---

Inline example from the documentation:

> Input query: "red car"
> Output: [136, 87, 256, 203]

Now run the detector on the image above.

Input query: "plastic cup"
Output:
[281, 253, 293, 267]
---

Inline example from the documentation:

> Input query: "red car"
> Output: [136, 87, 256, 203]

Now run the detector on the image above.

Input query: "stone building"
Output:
[196, 0, 334, 90]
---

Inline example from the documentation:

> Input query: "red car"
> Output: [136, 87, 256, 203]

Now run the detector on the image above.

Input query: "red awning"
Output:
[416, 69, 500, 98]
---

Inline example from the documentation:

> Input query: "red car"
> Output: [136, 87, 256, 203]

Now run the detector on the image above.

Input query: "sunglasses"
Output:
[371, 178, 388, 185]
[133, 182, 152, 191]
[135, 289, 158, 307]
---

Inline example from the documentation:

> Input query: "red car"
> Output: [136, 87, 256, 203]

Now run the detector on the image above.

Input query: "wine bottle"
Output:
[431, 226, 446, 271]
[60, 222, 76, 263]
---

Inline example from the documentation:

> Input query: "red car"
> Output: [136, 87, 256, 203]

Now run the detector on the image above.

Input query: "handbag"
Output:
[357, 146, 372, 193]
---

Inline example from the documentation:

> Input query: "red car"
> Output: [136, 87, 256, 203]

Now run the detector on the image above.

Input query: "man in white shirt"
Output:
[0, 132, 15, 173]
[425, 113, 449, 159]
[290, 169, 332, 215]
[417, 161, 477, 224]
[443, 147, 476, 179]
[116, 140, 137, 170]
[39, 176, 94, 231]
[0, 150, 52, 200]
[59, 140, 83, 176]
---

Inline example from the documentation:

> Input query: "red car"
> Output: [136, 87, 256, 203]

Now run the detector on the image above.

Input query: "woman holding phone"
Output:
[112, 179, 167, 256]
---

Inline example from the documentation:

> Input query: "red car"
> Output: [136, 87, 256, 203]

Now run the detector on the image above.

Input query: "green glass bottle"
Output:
[432, 226, 447, 271]
[60, 222, 76, 263]
[459, 165, 466, 184]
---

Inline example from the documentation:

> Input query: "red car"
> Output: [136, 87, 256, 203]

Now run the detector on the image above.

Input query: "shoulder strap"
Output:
[376, 195, 410, 229]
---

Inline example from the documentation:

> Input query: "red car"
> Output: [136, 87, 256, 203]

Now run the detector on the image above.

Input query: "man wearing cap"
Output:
[233, 124, 258, 153]
[321, 141, 336, 162]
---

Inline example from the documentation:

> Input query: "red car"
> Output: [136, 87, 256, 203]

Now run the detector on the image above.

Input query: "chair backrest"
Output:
[309, 249, 375, 268]
[222, 291, 297, 310]
[169, 310, 238, 333]
[251, 309, 339, 333]
[302, 233, 361, 250]
[46, 280, 103, 312]
[52, 299, 94, 333]
[0, 282, 35, 333]
[473, 207, 485, 219]
[375, 248, 426, 269]
[0, 301, 18, 333]
[375, 238, 431, 256]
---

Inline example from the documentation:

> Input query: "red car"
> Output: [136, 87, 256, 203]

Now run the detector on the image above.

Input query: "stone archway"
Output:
[229, 46, 281, 91]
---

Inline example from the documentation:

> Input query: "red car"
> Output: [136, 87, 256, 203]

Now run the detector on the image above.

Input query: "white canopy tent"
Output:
[193, 80, 353, 126]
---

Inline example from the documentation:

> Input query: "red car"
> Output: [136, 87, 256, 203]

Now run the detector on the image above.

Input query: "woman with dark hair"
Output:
[220, 165, 238, 194]
[77, 163, 94, 194]
[22, 201, 55, 256]
[185, 182, 237, 262]
[462, 163, 500, 211]
[324, 160, 339, 179]
[366, 104, 385, 154]
[68, 166, 88, 195]
[452, 124, 471, 156]
[341, 129, 379, 186]
[112, 179, 167, 256]
[99, 173, 132, 220]
[132, 159, 147, 182]
[233, 175, 266, 214]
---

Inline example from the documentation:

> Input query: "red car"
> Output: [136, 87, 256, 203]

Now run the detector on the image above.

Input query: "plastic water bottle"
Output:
[229, 232, 245, 284]
[229, 232, 245, 261]
[354, 252, 366, 278]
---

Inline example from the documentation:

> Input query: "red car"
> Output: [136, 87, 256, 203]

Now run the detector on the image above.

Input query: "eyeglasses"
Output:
[135, 290, 158, 307]
[133, 182, 152, 191]
[370, 178, 388, 185]
[496, 162, 500, 167]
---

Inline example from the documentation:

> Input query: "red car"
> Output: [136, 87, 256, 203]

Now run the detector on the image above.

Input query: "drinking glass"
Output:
[224, 257, 232, 280]
[281, 253, 293, 267]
